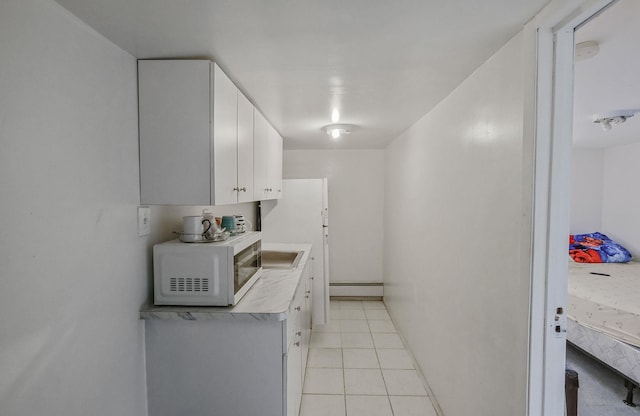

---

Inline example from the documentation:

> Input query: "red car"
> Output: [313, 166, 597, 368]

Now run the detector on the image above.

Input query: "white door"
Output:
[321, 179, 330, 323]
[253, 110, 269, 201]
[237, 91, 254, 203]
[212, 63, 239, 205]
[266, 124, 283, 199]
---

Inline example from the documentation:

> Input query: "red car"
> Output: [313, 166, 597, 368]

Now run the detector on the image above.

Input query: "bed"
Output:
[567, 260, 640, 406]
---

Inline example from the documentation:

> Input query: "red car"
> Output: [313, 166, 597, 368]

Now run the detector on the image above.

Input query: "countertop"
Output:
[140, 243, 312, 322]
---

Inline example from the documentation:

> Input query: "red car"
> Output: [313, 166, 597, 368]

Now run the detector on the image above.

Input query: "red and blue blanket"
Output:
[569, 232, 632, 263]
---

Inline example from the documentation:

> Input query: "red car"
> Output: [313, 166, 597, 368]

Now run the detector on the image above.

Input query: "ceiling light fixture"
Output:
[575, 41, 600, 61]
[322, 124, 357, 140]
[593, 109, 639, 131]
[331, 109, 340, 123]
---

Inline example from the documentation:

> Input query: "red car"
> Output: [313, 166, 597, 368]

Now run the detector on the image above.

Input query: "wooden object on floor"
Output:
[565, 368, 579, 416]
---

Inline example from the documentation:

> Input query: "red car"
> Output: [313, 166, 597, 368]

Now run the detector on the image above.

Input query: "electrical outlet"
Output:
[138, 206, 151, 236]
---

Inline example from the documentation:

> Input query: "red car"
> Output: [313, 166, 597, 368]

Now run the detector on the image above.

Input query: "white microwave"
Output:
[153, 231, 263, 306]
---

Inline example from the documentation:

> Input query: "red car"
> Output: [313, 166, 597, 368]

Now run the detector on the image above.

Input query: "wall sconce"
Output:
[322, 124, 357, 139]
[593, 110, 638, 131]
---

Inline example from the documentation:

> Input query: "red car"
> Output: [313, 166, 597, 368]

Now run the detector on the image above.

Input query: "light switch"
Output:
[138, 206, 151, 236]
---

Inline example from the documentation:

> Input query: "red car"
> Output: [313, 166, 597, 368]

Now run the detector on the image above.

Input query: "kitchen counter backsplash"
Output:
[140, 243, 312, 322]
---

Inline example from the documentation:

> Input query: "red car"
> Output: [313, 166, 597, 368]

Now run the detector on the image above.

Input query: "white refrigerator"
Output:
[260, 178, 330, 325]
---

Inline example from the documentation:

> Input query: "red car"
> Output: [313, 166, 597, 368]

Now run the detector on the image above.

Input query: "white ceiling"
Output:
[55, 0, 550, 149]
[573, 0, 640, 149]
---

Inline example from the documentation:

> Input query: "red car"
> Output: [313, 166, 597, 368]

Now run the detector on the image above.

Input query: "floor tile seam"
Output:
[340, 330, 373, 335]
[342, 346, 383, 370]
[387, 394, 434, 398]
[301, 393, 426, 398]
[341, 348, 347, 413]
[344, 394, 395, 416]
[374, 349, 415, 371]
[379, 368, 429, 398]
[343, 367, 390, 397]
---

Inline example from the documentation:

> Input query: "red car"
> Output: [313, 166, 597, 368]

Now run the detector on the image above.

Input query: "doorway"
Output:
[567, 0, 640, 414]
[528, 0, 619, 415]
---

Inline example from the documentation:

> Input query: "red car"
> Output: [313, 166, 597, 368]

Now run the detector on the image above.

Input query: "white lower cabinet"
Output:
[286, 337, 302, 416]
[286, 260, 312, 415]
[145, 260, 312, 416]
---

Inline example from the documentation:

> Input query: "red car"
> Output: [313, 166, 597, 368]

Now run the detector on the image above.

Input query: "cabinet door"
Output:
[253, 110, 269, 200]
[266, 125, 283, 199]
[138, 60, 212, 205]
[212, 64, 239, 206]
[272, 131, 283, 199]
[237, 91, 254, 203]
[286, 342, 302, 416]
[286, 277, 306, 416]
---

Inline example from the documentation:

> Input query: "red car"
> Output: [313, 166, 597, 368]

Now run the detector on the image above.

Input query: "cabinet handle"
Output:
[306, 290, 311, 294]
[305, 295, 309, 299]
[277, 189, 282, 193]
[233, 187, 247, 192]
[296, 331, 301, 336]
[294, 341, 300, 347]
[295, 306, 301, 311]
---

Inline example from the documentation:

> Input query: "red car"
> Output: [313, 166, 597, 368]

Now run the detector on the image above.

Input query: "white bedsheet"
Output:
[568, 261, 640, 348]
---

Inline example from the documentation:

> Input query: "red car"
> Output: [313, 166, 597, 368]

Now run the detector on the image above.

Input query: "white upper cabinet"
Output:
[138, 60, 212, 205]
[268, 125, 283, 199]
[236, 91, 254, 203]
[138, 60, 260, 206]
[211, 64, 239, 206]
[254, 110, 283, 201]
[253, 110, 269, 201]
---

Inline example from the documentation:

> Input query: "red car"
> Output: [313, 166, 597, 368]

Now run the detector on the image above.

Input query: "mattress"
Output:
[568, 261, 640, 348]
[567, 318, 640, 385]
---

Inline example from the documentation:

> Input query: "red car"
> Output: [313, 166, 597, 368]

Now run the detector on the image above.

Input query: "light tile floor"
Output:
[300, 300, 438, 416]
[566, 344, 640, 416]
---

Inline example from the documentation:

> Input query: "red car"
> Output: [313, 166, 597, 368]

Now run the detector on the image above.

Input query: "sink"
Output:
[261, 250, 303, 270]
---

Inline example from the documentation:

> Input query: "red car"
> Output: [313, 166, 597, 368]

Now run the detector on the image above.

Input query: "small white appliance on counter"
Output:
[153, 231, 262, 306]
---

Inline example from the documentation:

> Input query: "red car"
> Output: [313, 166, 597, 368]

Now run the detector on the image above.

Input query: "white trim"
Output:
[528, 1, 618, 415]
[329, 284, 383, 298]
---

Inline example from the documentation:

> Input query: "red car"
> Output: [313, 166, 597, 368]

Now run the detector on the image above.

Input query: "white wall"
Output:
[570, 144, 640, 257]
[570, 148, 604, 234]
[284, 150, 384, 285]
[0, 1, 147, 415]
[383, 33, 530, 416]
[602, 142, 640, 256]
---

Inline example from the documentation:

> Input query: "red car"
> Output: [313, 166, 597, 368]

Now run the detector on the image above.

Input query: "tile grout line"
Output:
[309, 300, 432, 416]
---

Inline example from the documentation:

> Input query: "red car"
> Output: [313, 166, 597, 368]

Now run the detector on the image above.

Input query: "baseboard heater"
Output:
[329, 282, 383, 298]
